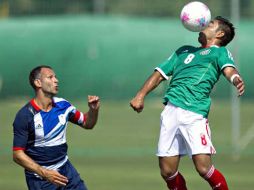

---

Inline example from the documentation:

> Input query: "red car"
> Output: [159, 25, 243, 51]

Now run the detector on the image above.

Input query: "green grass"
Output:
[1, 98, 254, 190]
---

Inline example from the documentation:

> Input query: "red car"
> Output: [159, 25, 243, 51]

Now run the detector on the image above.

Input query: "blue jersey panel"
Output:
[26, 144, 68, 166]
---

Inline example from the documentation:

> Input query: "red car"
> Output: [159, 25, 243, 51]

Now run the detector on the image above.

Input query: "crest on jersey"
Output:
[58, 114, 66, 125]
[200, 49, 211, 55]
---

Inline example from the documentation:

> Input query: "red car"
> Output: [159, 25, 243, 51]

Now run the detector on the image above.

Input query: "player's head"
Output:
[214, 16, 235, 46]
[198, 16, 235, 47]
[29, 65, 58, 96]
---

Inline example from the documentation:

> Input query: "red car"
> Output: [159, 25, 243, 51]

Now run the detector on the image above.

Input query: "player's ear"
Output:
[216, 30, 225, 38]
[34, 79, 42, 88]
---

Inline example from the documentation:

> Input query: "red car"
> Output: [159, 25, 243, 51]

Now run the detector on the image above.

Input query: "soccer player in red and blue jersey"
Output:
[130, 16, 245, 190]
[13, 65, 100, 190]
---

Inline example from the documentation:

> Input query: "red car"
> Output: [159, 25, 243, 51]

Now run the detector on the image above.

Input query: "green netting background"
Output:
[0, 15, 252, 100]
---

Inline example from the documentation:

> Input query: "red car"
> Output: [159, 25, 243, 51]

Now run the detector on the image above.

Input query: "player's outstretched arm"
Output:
[223, 66, 245, 96]
[130, 71, 164, 113]
[13, 150, 68, 186]
[82, 95, 100, 129]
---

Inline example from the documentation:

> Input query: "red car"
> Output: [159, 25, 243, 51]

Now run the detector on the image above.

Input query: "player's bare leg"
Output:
[159, 156, 187, 190]
[192, 154, 229, 190]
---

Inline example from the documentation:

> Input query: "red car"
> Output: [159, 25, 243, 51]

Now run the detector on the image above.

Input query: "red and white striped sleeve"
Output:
[69, 109, 88, 126]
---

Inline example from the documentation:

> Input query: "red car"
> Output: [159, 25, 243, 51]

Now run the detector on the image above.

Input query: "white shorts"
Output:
[156, 102, 216, 157]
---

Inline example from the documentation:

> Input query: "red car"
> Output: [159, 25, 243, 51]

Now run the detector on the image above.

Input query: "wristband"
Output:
[230, 74, 240, 84]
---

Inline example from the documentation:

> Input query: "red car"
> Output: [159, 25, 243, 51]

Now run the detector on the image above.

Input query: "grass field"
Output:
[1, 98, 254, 190]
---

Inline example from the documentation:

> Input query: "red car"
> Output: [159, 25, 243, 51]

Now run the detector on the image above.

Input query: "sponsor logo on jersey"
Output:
[35, 124, 42, 129]
[200, 49, 211, 55]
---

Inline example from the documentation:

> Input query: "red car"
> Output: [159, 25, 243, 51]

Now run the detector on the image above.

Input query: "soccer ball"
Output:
[180, 1, 211, 32]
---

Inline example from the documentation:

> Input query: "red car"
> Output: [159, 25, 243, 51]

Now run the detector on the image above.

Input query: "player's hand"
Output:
[42, 168, 68, 186]
[88, 95, 100, 110]
[130, 97, 144, 113]
[233, 76, 245, 97]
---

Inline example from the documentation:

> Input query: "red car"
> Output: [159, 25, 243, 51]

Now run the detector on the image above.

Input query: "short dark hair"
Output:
[29, 65, 52, 89]
[215, 16, 235, 46]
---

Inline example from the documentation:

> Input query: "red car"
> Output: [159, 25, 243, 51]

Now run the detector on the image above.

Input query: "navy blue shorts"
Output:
[25, 160, 88, 190]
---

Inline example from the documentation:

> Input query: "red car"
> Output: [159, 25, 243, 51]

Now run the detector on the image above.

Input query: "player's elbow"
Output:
[13, 150, 24, 165]
[83, 117, 98, 129]
[13, 152, 20, 164]
[84, 123, 96, 130]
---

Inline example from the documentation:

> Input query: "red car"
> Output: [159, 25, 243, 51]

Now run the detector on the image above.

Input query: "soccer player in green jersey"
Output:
[130, 16, 245, 190]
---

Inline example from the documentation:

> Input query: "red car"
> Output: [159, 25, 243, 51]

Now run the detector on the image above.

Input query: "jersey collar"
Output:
[202, 45, 220, 48]
[30, 99, 41, 111]
[210, 45, 219, 48]
[30, 98, 56, 112]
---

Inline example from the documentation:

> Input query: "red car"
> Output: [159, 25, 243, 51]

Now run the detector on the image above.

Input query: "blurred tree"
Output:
[106, 0, 180, 17]
[241, 0, 254, 17]
[2, 0, 254, 18]
[93, 0, 105, 14]
[0, 0, 9, 17]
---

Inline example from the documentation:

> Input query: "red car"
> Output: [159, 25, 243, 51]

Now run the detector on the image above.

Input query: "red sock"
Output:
[203, 165, 229, 190]
[165, 171, 187, 190]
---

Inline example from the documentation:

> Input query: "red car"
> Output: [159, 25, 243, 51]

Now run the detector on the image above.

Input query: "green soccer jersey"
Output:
[155, 45, 235, 118]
